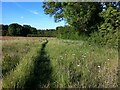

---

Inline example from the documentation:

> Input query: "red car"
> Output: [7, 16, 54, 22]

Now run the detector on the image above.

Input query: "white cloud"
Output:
[22, 23, 30, 25]
[29, 10, 39, 15]
[20, 16, 24, 19]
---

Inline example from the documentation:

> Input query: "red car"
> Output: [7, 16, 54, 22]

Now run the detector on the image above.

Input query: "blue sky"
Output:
[2, 2, 66, 29]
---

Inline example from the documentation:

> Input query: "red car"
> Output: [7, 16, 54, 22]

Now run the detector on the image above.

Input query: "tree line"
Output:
[43, 2, 120, 48]
[0, 23, 56, 37]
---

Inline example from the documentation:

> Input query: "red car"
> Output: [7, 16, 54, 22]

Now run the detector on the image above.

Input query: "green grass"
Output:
[46, 39, 118, 88]
[2, 37, 44, 88]
[2, 37, 118, 88]
[2, 38, 42, 76]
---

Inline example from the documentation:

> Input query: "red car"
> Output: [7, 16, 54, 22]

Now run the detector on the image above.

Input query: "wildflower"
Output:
[60, 56, 62, 58]
[98, 65, 100, 68]
[83, 55, 86, 58]
[77, 64, 80, 66]
[60, 56, 63, 59]
[108, 59, 110, 61]
[61, 57, 63, 59]
[72, 54, 75, 56]
[11, 81, 13, 84]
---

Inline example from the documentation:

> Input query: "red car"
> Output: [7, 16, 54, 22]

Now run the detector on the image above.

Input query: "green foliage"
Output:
[56, 25, 89, 41]
[43, 2, 64, 22]
[36, 29, 56, 37]
[43, 2, 119, 48]
[8, 24, 17, 36]
[22, 25, 32, 36]
[30, 27, 37, 34]
[43, 2, 102, 34]
[56, 25, 79, 40]
[0, 25, 8, 36]
[64, 2, 102, 34]
[89, 6, 120, 48]
[2, 23, 56, 37]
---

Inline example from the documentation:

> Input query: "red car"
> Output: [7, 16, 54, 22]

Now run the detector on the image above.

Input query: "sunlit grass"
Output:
[2, 37, 118, 88]
[2, 37, 44, 88]
[2, 38, 43, 76]
[46, 38, 118, 88]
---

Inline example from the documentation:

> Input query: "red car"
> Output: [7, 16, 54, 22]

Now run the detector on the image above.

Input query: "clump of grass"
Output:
[3, 41, 42, 88]
[46, 38, 118, 88]
[2, 39, 42, 76]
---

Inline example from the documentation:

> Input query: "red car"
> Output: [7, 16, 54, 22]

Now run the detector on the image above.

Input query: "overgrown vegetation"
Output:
[1, 2, 120, 48]
[2, 38, 43, 76]
[0, 24, 56, 37]
[46, 39, 118, 88]
[2, 37, 43, 88]
[1, 1, 119, 89]
[2, 38, 118, 88]
[43, 2, 120, 48]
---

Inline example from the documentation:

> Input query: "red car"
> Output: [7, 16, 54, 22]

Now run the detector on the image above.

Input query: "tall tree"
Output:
[1, 24, 8, 36]
[43, 2, 102, 35]
[30, 27, 37, 34]
[8, 23, 23, 36]
[22, 25, 31, 36]
[8, 23, 17, 36]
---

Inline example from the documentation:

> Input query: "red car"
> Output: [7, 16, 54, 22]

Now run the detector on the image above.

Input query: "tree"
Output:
[43, 2, 102, 35]
[43, 2, 64, 22]
[8, 23, 17, 36]
[16, 24, 23, 36]
[90, 4, 120, 47]
[22, 25, 31, 36]
[99, 5, 120, 45]
[8, 23, 23, 36]
[0, 24, 8, 36]
[30, 27, 37, 34]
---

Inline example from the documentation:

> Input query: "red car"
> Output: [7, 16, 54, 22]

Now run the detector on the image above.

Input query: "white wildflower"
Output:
[98, 65, 100, 68]
[11, 81, 13, 84]
[60, 56, 63, 59]
[83, 55, 86, 57]
[77, 65, 80, 66]
[72, 54, 75, 56]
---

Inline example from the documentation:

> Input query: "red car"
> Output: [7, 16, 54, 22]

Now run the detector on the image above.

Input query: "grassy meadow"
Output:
[1, 37, 118, 88]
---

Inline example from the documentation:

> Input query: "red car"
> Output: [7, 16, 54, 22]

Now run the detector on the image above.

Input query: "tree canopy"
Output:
[43, 2, 103, 34]
[43, 2, 120, 47]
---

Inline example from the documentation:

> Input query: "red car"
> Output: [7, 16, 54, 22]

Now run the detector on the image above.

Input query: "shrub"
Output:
[89, 6, 120, 48]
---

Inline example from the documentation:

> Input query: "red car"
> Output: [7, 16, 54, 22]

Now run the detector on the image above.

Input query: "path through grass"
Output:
[24, 40, 53, 88]
[2, 37, 118, 88]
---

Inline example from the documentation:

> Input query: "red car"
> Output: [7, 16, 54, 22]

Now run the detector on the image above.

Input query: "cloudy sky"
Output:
[1, 2, 65, 29]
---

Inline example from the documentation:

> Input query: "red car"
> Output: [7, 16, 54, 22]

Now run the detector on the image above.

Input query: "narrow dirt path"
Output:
[24, 40, 53, 89]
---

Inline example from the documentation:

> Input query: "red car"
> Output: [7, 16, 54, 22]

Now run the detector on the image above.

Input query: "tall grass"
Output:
[2, 38, 42, 76]
[2, 37, 118, 88]
[3, 38, 43, 88]
[46, 39, 118, 88]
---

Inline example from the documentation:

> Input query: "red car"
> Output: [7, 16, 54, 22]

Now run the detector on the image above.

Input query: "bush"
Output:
[89, 6, 120, 48]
